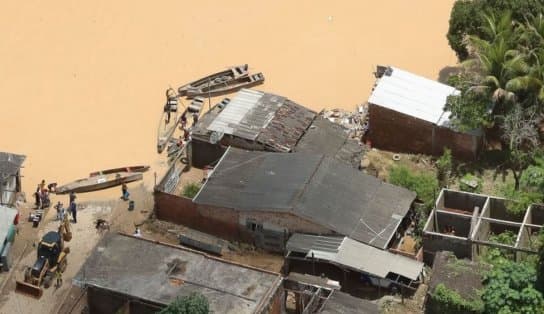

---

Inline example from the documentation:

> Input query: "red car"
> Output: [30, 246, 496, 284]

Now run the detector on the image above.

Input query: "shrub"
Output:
[459, 174, 483, 194]
[436, 148, 453, 188]
[157, 293, 209, 314]
[389, 165, 438, 211]
[482, 261, 544, 314]
[182, 182, 201, 199]
[431, 283, 484, 314]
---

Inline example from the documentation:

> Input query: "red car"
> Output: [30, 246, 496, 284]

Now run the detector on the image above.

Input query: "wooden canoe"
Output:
[186, 73, 265, 98]
[157, 109, 182, 154]
[89, 165, 150, 177]
[56, 172, 143, 194]
[177, 65, 249, 97]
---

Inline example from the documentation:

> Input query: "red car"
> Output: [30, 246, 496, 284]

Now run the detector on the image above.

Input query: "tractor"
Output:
[15, 216, 71, 298]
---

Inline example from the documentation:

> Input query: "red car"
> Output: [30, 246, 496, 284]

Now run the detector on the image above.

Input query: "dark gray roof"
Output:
[0, 152, 25, 178]
[295, 116, 364, 168]
[322, 291, 379, 314]
[191, 90, 316, 152]
[256, 99, 316, 152]
[195, 148, 416, 249]
[73, 234, 281, 314]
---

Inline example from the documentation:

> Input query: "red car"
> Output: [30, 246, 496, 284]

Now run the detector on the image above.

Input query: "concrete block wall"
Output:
[368, 104, 480, 160]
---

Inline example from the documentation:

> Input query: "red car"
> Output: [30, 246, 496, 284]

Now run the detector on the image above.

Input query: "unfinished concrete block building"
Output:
[423, 189, 544, 264]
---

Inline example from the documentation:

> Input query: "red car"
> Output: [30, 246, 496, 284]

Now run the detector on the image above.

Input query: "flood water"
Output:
[0, 0, 457, 197]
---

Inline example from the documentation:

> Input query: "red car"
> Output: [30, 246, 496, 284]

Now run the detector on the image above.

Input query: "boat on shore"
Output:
[56, 172, 143, 194]
[177, 65, 249, 97]
[89, 165, 150, 177]
[157, 109, 183, 154]
[186, 73, 265, 98]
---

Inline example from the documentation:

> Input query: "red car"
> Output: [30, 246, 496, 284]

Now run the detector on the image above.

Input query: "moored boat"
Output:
[177, 65, 249, 97]
[56, 172, 143, 194]
[186, 73, 265, 98]
[89, 165, 150, 177]
[157, 109, 182, 154]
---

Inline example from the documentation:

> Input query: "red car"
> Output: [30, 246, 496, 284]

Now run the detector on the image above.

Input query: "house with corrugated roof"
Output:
[366, 65, 483, 159]
[189, 89, 364, 168]
[155, 147, 416, 253]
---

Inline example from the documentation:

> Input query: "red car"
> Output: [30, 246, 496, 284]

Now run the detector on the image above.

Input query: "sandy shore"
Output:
[0, 1, 456, 195]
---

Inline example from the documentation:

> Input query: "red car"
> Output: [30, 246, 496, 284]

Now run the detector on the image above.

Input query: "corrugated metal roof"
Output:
[194, 148, 416, 249]
[368, 66, 459, 126]
[0, 206, 17, 243]
[207, 89, 278, 141]
[256, 99, 316, 152]
[286, 233, 423, 281]
[295, 116, 364, 168]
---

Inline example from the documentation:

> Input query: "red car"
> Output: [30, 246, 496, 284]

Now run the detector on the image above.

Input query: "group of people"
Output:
[34, 180, 51, 209]
[54, 191, 78, 223]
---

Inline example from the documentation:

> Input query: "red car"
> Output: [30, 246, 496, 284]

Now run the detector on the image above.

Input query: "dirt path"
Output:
[0, 184, 152, 314]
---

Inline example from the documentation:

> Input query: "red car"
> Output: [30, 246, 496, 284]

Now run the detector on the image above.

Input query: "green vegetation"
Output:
[389, 165, 438, 211]
[157, 293, 209, 314]
[447, 0, 544, 60]
[481, 261, 544, 314]
[436, 148, 453, 188]
[459, 173, 483, 194]
[445, 1, 544, 194]
[431, 283, 484, 314]
[182, 182, 201, 199]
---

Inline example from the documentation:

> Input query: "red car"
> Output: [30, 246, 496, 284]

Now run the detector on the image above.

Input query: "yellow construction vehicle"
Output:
[15, 216, 71, 298]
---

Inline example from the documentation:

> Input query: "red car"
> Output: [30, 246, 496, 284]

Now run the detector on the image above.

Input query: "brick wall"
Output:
[155, 191, 334, 248]
[154, 191, 198, 224]
[239, 211, 332, 235]
[368, 104, 481, 160]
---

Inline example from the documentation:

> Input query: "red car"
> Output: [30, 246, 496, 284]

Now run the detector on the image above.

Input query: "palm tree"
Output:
[464, 35, 529, 108]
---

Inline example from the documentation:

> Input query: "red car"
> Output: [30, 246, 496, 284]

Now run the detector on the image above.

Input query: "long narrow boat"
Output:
[157, 109, 183, 154]
[186, 73, 265, 98]
[89, 165, 150, 177]
[177, 65, 249, 97]
[56, 172, 143, 194]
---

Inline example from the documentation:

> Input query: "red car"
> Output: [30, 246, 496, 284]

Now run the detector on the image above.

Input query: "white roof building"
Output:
[368, 66, 460, 127]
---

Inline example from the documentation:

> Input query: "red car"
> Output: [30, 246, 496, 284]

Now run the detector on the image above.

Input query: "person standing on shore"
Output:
[55, 268, 62, 288]
[70, 201, 77, 223]
[121, 183, 129, 201]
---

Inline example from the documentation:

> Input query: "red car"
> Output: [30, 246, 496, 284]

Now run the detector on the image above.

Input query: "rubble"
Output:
[322, 104, 368, 141]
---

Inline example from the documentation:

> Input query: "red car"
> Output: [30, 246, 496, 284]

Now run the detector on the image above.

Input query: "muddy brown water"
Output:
[0, 1, 457, 199]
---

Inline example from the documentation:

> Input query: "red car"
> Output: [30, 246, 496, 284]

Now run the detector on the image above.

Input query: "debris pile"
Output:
[322, 104, 368, 140]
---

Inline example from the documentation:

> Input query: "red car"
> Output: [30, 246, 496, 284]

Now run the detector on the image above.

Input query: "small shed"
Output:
[0, 152, 25, 207]
[285, 233, 423, 290]
[366, 66, 482, 159]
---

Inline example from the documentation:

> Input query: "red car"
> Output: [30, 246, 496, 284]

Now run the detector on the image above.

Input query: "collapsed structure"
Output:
[366, 66, 483, 159]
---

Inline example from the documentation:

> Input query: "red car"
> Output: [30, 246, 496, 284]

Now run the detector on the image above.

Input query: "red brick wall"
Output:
[155, 191, 334, 244]
[368, 104, 480, 159]
[154, 191, 198, 224]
